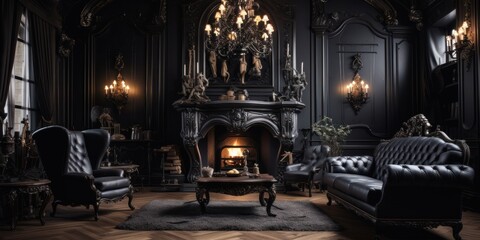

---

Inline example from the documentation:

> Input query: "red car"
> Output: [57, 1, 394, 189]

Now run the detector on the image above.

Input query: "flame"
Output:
[227, 140, 243, 158]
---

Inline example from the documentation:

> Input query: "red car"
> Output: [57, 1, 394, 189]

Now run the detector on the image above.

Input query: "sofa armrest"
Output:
[325, 156, 374, 175]
[285, 163, 303, 172]
[375, 164, 474, 219]
[62, 172, 97, 191]
[383, 164, 474, 188]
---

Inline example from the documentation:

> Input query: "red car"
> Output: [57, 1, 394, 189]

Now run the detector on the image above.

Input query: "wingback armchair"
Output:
[283, 145, 330, 197]
[32, 125, 135, 220]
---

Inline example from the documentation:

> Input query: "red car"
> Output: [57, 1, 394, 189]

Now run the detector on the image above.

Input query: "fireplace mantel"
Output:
[173, 100, 305, 182]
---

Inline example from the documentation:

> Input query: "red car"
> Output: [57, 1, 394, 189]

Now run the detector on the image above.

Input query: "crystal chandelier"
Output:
[204, 0, 274, 58]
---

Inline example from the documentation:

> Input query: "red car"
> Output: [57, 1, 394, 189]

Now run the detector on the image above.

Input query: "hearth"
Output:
[202, 125, 277, 174]
[174, 100, 304, 182]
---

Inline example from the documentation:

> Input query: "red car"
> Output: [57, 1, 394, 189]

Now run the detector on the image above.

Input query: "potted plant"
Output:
[311, 117, 351, 156]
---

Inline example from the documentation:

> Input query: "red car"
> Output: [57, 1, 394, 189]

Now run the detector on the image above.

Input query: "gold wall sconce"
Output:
[105, 54, 130, 113]
[445, 0, 474, 70]
[346, 53, 369, 115]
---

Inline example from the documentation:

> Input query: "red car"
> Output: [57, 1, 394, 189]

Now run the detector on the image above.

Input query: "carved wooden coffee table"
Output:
[196, 174, 277, 217]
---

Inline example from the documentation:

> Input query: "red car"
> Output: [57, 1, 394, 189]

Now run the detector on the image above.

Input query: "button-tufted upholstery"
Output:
[33, 125, 135, 220]
[283, 145, 330, 197]
[323, 134, 474, 240]
[372, 137, 463, 180]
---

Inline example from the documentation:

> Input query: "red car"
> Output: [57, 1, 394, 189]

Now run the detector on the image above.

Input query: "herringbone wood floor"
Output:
[1, 188, 479, 240]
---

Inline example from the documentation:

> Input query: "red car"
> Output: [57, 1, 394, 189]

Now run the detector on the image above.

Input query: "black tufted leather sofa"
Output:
[32, 125, 135, 220]
[284, 145, 330, 197]
[323, 132, 474, 240]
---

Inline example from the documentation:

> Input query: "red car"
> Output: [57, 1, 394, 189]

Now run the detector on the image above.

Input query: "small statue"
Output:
[242, 149, 250, 176]
[187, 73, 210, 102]
[239, 55, 247, 84]
[291, 74, 307, 102]
[250, 54, 262, 77]
[180, 74, 192, 97]
[208, 51, 217, 78]
[98, 108, 114, 128]
[20, 116, 30, 146]
[253, 163, 260, 176]
[221, 59, 230, 83]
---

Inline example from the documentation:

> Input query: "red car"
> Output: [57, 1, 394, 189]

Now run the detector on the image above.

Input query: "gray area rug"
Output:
[117, 199, 341, 231]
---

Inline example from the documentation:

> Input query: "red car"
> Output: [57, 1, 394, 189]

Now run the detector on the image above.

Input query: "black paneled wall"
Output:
[59, 0, 420, 152]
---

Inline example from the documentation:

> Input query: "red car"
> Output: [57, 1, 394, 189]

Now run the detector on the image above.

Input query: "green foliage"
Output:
[311, 117, 351, 156]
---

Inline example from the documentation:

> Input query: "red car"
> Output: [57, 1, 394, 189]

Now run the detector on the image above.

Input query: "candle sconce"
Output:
[346, 53, 369, 115]
[445, 0, 474, 71]
[105, 54, 130, 113]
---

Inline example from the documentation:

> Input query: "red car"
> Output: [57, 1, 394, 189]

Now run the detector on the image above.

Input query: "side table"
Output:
[0, 179, 51, 230]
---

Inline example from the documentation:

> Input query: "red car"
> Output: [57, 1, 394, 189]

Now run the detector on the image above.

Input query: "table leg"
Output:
[39, 186, 52, 226]
[195, 187, 209, 213]
[7, 190, 18, 230]
[259, 185, 276, 217]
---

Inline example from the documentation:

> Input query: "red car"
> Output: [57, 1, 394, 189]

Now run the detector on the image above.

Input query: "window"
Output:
[4, 11, 37, 132]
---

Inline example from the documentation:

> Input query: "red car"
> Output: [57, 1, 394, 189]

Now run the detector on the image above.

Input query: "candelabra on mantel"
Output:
[105, 54, 130, 114]
[346, 53, 369, 115]
[445, 0, 474, 71]
[204, 0, 274, 58]
[280, 43, 307, 103]
[174, 46, 210, 104]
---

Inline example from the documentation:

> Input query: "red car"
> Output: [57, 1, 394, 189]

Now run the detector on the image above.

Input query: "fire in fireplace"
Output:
[220, 138, 257, 171]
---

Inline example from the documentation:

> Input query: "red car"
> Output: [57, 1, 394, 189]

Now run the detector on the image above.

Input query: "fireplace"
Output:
[174, 100, 304, 182]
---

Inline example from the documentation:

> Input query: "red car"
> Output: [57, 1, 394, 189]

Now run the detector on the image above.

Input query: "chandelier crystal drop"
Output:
[205, 0, 274, 58]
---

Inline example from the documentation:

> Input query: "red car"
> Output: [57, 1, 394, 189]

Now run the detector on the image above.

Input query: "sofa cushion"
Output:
[327, 174, 383, 205]
[94, 176, 131, 191]
[284, 170, 310, 181]
[372, 137, 463, 180]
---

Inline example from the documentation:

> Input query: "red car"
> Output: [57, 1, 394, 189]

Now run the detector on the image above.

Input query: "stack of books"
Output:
[160, 145, 182, 174]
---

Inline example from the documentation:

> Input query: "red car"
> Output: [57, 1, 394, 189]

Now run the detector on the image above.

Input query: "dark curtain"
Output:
[30, 13, 55, 125]
[0, 0, 23, 123]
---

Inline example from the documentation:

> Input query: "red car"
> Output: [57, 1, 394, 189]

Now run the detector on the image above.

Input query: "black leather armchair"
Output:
[283, 145, 330, 197]
[32, 125, 135, 220]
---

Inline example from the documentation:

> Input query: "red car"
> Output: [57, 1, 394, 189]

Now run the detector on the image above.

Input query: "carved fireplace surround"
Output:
[173, 100, 304, 183]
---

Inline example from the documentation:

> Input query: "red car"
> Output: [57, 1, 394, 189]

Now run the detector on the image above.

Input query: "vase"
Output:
[201, 166, 214, 177]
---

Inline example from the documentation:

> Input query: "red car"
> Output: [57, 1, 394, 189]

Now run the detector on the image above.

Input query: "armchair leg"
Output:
[326, 193, 332, 206]
[308, 181, 312, 197]
[93, 203, 100, 221]
[452, 222, 463, 240]
[128, 193, 135, 210]
[51, 201, 58, 217]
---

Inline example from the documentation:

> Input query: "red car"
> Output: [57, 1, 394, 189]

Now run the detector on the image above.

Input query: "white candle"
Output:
[183, 64, 186, 75]
[446, 36, 451, 51]
[301, 62, 304, 73]
[197, 62, 199, 73]
[287, 43, 289, 56]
